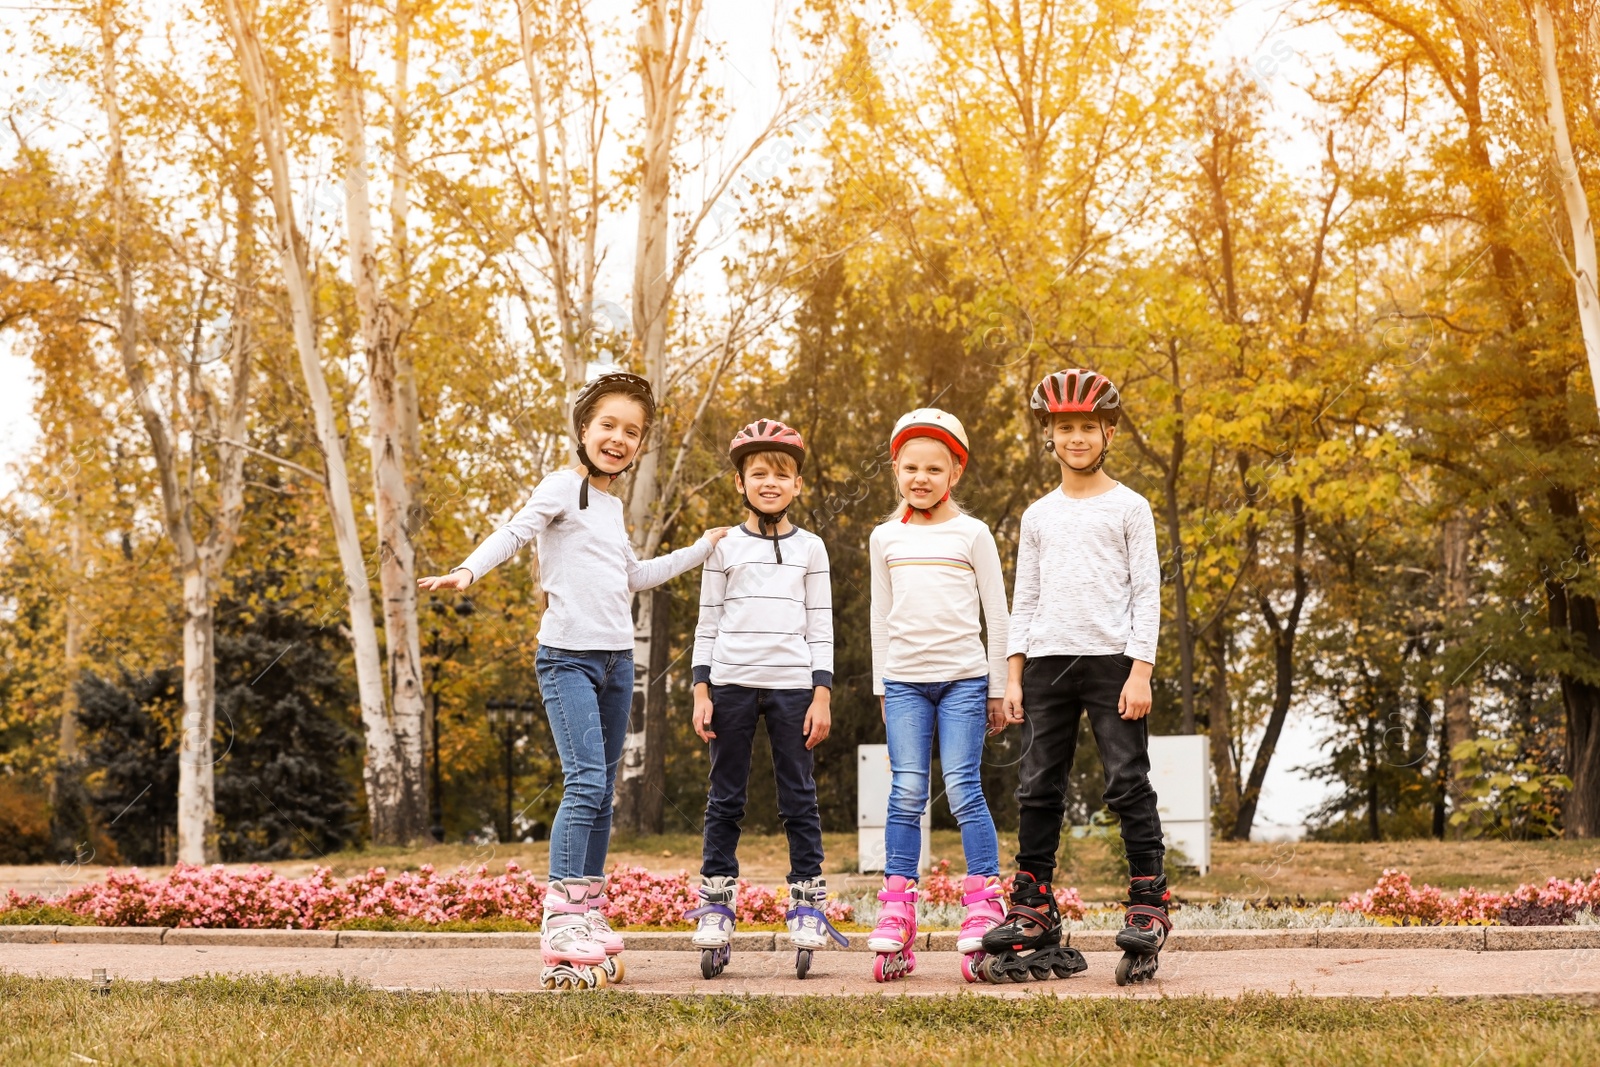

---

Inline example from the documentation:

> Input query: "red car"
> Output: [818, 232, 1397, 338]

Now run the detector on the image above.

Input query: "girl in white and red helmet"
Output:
[417, 371, 730, 988]
[865, 407, 1011, 984]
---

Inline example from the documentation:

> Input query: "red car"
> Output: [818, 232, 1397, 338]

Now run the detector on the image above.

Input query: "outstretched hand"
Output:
[418, 568, 472, 592]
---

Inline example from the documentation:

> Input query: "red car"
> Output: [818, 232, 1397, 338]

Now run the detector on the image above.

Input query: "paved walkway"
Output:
[6, 943, 1599, 999]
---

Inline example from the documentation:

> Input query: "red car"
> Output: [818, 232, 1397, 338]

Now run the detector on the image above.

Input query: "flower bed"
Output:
[1339, 868, 1600, 926]
[0, 862, 853, 930]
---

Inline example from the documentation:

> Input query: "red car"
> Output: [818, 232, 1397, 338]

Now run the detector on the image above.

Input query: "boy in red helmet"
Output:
[982, 369, 1168, 986]
[686, 419, 845, 980]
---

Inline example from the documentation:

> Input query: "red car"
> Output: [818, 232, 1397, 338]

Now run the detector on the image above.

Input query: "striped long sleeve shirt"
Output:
[692, 524, 834, 690]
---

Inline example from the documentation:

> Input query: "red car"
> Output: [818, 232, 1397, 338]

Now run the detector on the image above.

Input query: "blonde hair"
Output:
[737, 449, 800, 479]
[884, 437, 966, 522]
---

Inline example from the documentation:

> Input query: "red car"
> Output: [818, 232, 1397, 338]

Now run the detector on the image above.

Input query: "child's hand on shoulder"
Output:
[804, 688, 831, 750]
[704, 526, 733, 546]
[1118, 660, 1153, 721]
[693, 683, 716, 743]
[418, 568, 472, 592]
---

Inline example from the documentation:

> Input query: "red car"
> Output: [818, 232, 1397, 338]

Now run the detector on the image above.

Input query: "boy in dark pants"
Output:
[687, 420, 843, 977]
[985, 369, 1168, 985]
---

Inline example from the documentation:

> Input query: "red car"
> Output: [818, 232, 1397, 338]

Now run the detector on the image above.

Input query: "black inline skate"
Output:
[1114, 874, 1171, 986]
[978, 872, 1087, 984]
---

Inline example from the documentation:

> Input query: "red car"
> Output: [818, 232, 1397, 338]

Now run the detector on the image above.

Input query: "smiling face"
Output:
[735, 452, 801, 515]
[1050, 413, 1114, 473]
[580, 394, 650, 474]
[894, 436, 962, 512]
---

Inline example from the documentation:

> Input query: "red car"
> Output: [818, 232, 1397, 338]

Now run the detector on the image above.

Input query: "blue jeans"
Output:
[535, 645, 634, 881]
[882, 677, 999, 880]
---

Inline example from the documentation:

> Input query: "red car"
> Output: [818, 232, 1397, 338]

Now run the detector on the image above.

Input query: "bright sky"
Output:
[0, 0, 1346, 837]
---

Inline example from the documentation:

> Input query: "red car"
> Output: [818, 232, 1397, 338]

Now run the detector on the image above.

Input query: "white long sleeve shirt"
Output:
[456, 468, 715, 651]
[869, 512, 1011, 697]
[1007, 483, 1161, 663]
[692, 524, 833, 690]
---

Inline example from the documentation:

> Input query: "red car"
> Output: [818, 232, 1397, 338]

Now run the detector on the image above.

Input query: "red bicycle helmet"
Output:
[1031, 369, 1121, 426]
[571, 371, 656, 509]
[728, 418, 805, 562]
[729, 418, 806, 471]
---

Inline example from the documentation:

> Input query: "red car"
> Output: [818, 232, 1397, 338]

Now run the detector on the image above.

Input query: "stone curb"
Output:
[4, 924, 1597, 951]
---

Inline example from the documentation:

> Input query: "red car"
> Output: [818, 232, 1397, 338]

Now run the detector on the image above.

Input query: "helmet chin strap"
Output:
[578, 438, 629, 509]
[901, 490, 950, 523]
[743, 495, 787, 562]
[1045, 435, 1111, 475]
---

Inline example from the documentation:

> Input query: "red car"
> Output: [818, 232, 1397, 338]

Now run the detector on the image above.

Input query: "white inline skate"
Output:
[685, 875, 737, 979]
[785, 877, 849, 979]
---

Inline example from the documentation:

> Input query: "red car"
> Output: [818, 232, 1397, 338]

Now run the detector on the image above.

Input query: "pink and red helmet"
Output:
[729, 418, 806, 471]
[1031, 369, 1122, 426]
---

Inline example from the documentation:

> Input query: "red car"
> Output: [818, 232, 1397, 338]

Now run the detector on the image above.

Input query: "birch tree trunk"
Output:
[219, 0, 407, 841]
[97, 3, 256, 862]
[326, 0, 429, 841]
[617, 0, 702, 834]
[1534, 0, 1600, 421]
[1440, 513, 1478, 833]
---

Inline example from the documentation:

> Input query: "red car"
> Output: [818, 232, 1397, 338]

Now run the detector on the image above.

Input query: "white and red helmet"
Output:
[729, 418, 806, 471]
[890, 408, 970, 467]
[1031, 369, 1122, 426]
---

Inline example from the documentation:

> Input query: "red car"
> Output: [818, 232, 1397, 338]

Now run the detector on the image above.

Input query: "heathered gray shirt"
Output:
[456, 468, 715, 651]
[1007, 483, 1161, 664]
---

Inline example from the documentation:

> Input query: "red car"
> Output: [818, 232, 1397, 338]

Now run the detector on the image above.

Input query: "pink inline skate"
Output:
[867, 875, 918, 982]
[957, 874, 1004, 983]
[540, 878, 608, 990]
[583, 875, 625, 983]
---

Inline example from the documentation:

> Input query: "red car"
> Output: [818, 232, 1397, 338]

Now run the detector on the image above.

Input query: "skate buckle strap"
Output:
[1004, 903, 1052, 927]
[877, 889, 917, 903]
[961, 884, 1002, 906]
[685, 903, 736, 922]
[546, 899, 589, 915]
[788, 904, 850, 947]
[1126, 904, 1171, 931]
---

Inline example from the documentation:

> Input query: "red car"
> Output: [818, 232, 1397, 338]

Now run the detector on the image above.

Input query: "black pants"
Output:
[701, 684, 824, 883]
[1014, 655, 1164, 883]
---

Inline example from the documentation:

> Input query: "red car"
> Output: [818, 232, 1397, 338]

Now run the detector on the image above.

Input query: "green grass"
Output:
[0, 904, 93, 926]
[0, 974, 1596, 1066]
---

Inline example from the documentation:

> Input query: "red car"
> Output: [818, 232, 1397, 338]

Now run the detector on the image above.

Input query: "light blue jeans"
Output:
[535, 645, 634, 881]
[882, 677, 1000, 880]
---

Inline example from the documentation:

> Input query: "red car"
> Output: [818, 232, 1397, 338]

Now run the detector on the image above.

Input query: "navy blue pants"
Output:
[701, 684, 825, 883]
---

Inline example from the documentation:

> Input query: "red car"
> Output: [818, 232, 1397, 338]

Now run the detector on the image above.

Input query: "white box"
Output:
[857, 744, 930, 874]
[1147, 734, 1211, 874]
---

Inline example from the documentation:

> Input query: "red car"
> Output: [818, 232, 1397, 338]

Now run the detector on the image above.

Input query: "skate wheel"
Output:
[700, 949, 718, 980]
[1115, 955, 1134, 987]
[542, 976, 558, 990]
[981, 957, 1005, 984]
[905, 949, 916, 975]
[1051, 961, 1078, 979]
[1029, 963, 1051, 981]
[588, 966, 608, 989]
[603, 956, 625, 984]
[960, 953, 980, 984]
[872, 954, 888, 983]
[796, 949, 811, 980]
